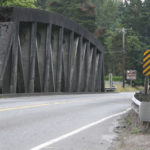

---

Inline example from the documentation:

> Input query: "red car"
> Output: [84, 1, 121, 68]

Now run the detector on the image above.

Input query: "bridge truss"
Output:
[0, 7, 104, 94]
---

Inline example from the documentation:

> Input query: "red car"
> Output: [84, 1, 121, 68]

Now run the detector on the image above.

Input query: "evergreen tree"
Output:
[121, 0, 143, 32]
[141, 0, 150, 36]
[42, 0, 97, 33]
[36, 0, 52, 9]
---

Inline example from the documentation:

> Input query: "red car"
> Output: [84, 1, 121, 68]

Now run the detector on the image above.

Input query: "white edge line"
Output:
[31, 108, 131, 150]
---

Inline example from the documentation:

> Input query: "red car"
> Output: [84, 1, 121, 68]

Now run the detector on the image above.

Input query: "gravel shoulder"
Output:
[110, 110, 150, 150]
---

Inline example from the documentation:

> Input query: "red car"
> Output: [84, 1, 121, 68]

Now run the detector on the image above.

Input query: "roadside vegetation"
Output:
[111, 110, 150, 150]
[115, 84, 144, 92]
[105, 76, 122, 82]
[0, 0, 36, 8]
[105, 82, 144, 92]
[105, 75, 144, 92]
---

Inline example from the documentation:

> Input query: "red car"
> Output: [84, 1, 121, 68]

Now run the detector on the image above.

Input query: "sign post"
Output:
[126, 70, 136, 86]
[109, 73, 113, 88]
[143, 49, 150, 95]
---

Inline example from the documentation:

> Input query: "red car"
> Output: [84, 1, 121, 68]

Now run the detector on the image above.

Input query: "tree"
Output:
[104, 28, 145, 84]
[36, 0, 52, 9]
[0, 0, 36, 8]
[116, 0, 150, 85]
[140, 0, 150, 36]
[121, 0, 143, 33]
[126, 33, 145, 84]
[37, 0, 97, 33]
[91, 0, 120, 28]
[104, 29, 123, 75]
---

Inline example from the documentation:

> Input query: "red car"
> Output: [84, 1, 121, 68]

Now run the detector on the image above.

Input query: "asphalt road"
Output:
[0, 93, 133, 150]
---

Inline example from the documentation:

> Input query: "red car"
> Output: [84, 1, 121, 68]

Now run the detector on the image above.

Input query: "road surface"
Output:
[0, 93, 133, 150]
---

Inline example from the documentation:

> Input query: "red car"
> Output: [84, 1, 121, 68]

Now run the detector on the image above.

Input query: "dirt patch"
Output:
[110, 110, 150, 150]
[135, 92, 150, 102]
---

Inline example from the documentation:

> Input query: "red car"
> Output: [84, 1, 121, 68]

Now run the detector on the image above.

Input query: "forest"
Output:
[1, 0, 149, 85]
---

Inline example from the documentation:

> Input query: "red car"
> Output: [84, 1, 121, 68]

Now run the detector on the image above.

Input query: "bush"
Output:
[105, 75, 123, 81]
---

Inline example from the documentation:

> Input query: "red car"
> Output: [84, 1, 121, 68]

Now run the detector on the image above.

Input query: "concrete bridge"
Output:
[0, 7, 104, 94]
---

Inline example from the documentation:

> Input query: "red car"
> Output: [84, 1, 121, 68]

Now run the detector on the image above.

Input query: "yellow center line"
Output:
[0, 103, 52, 112]
[0, 102, 71, 112]
[0, 100, 88, 112]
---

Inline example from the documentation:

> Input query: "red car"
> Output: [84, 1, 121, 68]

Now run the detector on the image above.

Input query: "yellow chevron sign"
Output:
[143, 49, 150, 76]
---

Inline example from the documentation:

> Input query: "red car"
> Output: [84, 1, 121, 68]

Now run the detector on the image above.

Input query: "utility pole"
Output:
[116, 27, 131, 88]
[122, 27, 126, 88]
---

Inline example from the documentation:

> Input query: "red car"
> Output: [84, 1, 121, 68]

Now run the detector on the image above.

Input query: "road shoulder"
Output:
[110, 110, 150, 150]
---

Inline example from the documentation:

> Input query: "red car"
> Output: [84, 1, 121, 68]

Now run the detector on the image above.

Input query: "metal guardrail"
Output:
[131, 94, 150, 122]
[131, 95, 141, 114]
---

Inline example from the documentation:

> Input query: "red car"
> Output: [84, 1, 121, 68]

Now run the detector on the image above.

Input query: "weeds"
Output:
[131, 128, 140, 134]
[125, 118, 131, 125]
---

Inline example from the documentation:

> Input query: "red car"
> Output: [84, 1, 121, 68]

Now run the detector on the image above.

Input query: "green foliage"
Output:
[104, 0, 150, 86]
[0, 0, 36, 8]
[133, 79, 143, 86]
[125, 118, 131, 125]
[38, 0, 97, 33]
[104, 29, 123, 75]
[105, 76, 123, 81]
[35, 0, 49, 9]
[131, 127, 140, 134]
[93, 0, 119, 28]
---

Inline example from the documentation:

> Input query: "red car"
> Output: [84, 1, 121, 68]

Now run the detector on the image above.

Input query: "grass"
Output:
[135, 86, 144, 91]
[105, 80, 144, 92]
[105, 76, 122, 81]
[125, 118, 131, 125]
[115, 84, 138, 92]
[131, 128, 140, 134]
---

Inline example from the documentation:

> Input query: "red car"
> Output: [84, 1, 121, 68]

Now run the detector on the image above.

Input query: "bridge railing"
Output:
[0, 7, 104, 94]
